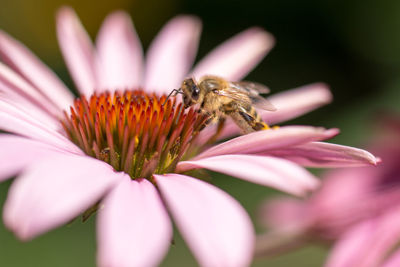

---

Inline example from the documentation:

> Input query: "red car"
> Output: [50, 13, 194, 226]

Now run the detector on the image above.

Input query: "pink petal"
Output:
[0, 97, 59, 130]
[306, 168, 379, 237]
[0, 134, 71, 181]
[264, 83, 333, 125]
[0, 103, 81, 153]
[325, 222, 371, 267]
[265, 141, 378, 167]
[0, 30, 74, 110]
[56, 7, 97, 95]
[255, 197, 311, 257]
[144, 16, 201, 94]
[177, 155, 319, 196]
[383, 249, 400, 267]
[3, 154, 121, 240]
[258, 197, 311, 234]
[96, 11, 143, 91]
[97, 177, 172, 267]
[0, 62, 61, 115]
[326, 206, 400, 267]
[155, 173, 254, 267]
[191, 27, 274, 81]
[194, 126, 339, 160]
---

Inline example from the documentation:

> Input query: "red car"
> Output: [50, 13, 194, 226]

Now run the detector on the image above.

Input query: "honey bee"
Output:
[166, 75, 276, 134]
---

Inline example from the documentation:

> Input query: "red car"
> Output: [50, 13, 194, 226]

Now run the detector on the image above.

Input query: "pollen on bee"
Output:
[261, 124, 280, 131]
[262, 124, 270, 130]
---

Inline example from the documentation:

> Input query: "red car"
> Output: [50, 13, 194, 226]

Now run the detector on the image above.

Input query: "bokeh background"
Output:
[1, 0, 400, 266]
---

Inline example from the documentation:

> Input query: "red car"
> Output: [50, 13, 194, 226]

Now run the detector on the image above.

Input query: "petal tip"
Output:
[56, 6, 79, 33]
[156, 15, 202, 36]
[369, 155, 380, 166]
[350, 148, 380, 167]
[166, 15, 203, 38]
[14, 227, 35, 242]
[56, 6, 75, 20]
[246, 27, 276, 51]
[313, 82, 333, 103]
[170, 14, 202, 26]
[0, 29, 10, 43]
[3, 212, 34, 241]
[325, 128, 340, 138]
[102, 10, 133, 27]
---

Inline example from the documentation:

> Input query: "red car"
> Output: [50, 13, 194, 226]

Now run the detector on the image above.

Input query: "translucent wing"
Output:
[213, 82, 276, 111]
[249, 94, 277, 111]
[231, 81, 270, 94]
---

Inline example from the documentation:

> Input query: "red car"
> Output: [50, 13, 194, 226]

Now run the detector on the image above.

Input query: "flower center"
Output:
[61, 90, 207, 179]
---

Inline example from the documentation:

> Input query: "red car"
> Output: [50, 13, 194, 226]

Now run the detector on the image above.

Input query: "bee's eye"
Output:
[191, 85, 200, 100]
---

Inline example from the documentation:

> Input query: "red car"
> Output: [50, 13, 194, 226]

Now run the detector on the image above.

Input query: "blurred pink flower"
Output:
[257, 116, 400, 267]
[0, 7, 377, 267]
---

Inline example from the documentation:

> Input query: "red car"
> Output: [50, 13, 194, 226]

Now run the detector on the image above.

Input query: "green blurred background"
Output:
[1, 0, 400, 266]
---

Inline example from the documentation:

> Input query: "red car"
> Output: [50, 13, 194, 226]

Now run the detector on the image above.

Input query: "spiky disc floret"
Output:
[61, 90, 207, 179]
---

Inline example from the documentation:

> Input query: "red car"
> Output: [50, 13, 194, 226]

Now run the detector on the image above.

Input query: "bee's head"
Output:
[181, 77, 201, 108]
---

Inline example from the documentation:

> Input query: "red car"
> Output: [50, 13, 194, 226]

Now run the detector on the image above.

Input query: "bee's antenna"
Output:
[162, 88, 182, 106]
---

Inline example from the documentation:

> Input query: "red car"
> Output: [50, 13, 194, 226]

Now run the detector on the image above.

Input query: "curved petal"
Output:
[254, 230, 308, 258]
[194, 126, 339, 160]
[306, 168, 381, 237]
[265, 141, 378, 167]
[96, 11, 143, 91]
[0, 62, 61, 115]
[255, 197, 311, 257]
[325, 222, 372, 267]
[0, 134, 72, 181]
[0, 30, 74, 110]
[326, 206, 400, 267]
[0, 103, 81, 153]
[258, 197, 311, 234]
[3, 154, 120, 240]
[97, 177, 172, 267]
[155, 173, 254, 267]
[264, 83, 333, 125]
[191, 27, 274, 81]
[144, 15, 201, 94]
[56, 7, 97, 95]
[0, 97, 60, 130]
[177, 155, 319, 196]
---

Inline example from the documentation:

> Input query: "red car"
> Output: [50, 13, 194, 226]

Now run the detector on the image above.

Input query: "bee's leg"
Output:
[198, 111, 217, 131]
[254, 110, 271, 130]
[216, 117, 226, 135]
[238, 110, 267, 132]
[205, 117, 226, 145]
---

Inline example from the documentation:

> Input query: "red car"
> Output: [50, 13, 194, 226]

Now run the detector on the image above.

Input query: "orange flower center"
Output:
[61, 90, 207, 179]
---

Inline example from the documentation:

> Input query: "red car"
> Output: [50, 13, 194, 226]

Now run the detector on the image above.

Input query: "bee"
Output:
[166, 75, 276, 134]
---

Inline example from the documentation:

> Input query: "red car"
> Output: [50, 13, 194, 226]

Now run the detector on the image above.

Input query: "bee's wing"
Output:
[249, 94, 277, 111]
[225, 82, 276, 111]
[212, 87, 250, 103]
[231, 81, 270, 94]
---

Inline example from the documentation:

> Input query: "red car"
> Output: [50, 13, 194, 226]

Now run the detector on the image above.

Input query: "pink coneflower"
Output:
[257, 116, 400, 267]
[0, 7, 377, 267]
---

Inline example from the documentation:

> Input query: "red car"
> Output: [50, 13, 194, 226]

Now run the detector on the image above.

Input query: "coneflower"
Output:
[0, 7, 377, 267]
